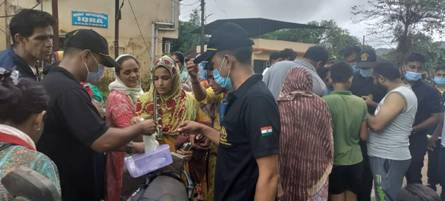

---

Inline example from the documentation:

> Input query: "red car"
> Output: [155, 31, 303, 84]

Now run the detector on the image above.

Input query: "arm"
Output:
[432, 115, 444, 139]
[362, 95, 378, 108]
[187, 60, 206, 101]
[91, 120, 156, 152]
[413, 113, 443, 133]
[245, 95, 279, 201]
[190, 78, 206, 102]
[254, 155, 279, 201]
[367, 92, 405, 132]
[414, 88, 444, 133]
[428, 115, 444, 151]
[200, 124, 221, 144]
[360, 121, 369, 141]
[59, 89, 154, 153]
[177, 121, 221, 144]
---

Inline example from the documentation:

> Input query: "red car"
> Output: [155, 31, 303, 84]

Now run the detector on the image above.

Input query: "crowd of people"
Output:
[0, 8, 445, 201]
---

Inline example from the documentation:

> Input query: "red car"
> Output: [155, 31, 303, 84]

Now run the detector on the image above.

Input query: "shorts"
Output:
[329, 162, 364, 194]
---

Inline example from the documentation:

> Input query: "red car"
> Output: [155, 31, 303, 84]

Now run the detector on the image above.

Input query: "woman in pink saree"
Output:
[105, 54, 144, 201]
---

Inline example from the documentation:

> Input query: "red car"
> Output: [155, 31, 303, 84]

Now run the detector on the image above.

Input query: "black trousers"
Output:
[437, 146, 445, 201]
[357, 141, 373, 201]
[406, 133, 428, 184]
[427, 139, 442, 187]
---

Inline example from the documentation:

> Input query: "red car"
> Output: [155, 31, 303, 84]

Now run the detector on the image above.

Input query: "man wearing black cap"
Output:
[350, 48, 387, 201]
[38, 29, 157, 201]
[178, 23, 280, 201]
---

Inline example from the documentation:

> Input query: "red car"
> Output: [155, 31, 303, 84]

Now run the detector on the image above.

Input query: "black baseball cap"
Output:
[194, 23, 254, 64]
[357, 48, 377, 69]
[64, 29, 116, 67]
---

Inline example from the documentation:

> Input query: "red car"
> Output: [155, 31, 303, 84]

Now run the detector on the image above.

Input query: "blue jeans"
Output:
[369, 156, 411, 201]
[438, 146, 445, 201]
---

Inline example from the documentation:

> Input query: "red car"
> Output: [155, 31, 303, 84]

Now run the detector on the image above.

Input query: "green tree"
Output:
[352, 0, 445, 64]
[261, 21, 323, 44]
[260, 20, 361, 59]
[383, 33, 445, 69]
[171, 9, 201, 54]
[318, 20, 361, 59]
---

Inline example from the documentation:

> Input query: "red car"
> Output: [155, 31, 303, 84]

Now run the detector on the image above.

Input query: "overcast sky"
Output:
[178, 0, 425, 48]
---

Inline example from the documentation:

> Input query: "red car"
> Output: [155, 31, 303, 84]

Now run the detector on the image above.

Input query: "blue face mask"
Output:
[213, 59, 232, 91]
[434, 76, 445, 86]
[404, 71, 422, 81]
[213, 69, 232, 91]
[87, 64, 104, 83]
[359, 68, 373, 78]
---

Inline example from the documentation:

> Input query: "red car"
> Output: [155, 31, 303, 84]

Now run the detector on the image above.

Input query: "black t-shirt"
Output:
[350, 72, 387, 113]
[411, 80, 443, 135]
[38, 67, 108, 201]
[215, 75, 280, 201]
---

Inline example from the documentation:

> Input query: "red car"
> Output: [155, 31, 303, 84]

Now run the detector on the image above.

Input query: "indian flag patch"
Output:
[260, 126, 273, 137]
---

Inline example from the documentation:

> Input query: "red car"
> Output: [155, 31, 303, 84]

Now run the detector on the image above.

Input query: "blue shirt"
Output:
[0, 49, 39, 81]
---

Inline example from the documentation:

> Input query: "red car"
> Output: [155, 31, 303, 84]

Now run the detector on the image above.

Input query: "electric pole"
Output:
[51, 0, 59, 50]
[362, 35, 365, 47]
[4, 0, 9, 48]
[200, 0, 205, 53]
[115, 0, 120, 58]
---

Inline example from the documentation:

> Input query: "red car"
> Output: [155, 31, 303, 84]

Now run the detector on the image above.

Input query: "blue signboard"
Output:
[72, 11, 108, 28]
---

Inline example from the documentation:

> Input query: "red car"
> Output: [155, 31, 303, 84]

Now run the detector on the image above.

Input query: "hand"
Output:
[177, 121, 204, 135]
[131, 116, 144, 125]
[428, 135, 439, 151]
[176, 149, 193, 160]
[362, 95, 375, 106]
[186, 60, 199, 80]
[139, 119, 156, 135]
[131, 142, 145, 153]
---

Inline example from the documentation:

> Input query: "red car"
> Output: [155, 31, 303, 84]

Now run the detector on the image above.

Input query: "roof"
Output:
[252, 38, 314, 53]
[194, 18, 323, 37]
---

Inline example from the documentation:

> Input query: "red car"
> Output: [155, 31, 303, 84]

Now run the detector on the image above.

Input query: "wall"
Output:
[252, 38, 314, 73]
[0, 0, 180, 75]
[252, 38, 314, 61]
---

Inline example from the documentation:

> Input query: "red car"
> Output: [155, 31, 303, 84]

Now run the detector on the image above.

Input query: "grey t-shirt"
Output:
[262, 60, 327, 99]
[368, 85, 418, 160]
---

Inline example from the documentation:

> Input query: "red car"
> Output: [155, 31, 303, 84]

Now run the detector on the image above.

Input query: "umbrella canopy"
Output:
[194, 18, 323, 37]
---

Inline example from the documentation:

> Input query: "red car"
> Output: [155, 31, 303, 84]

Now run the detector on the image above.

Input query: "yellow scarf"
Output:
[135, 62, 197, 135]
